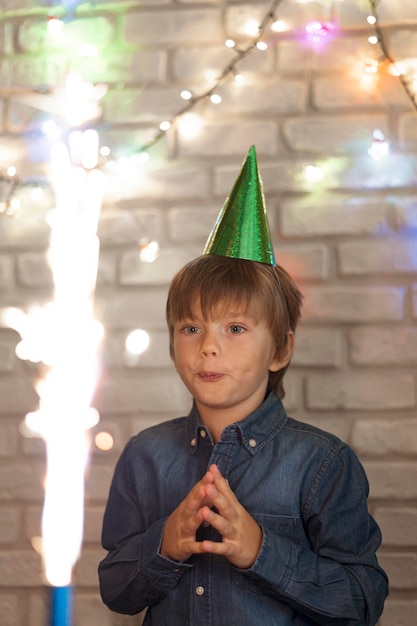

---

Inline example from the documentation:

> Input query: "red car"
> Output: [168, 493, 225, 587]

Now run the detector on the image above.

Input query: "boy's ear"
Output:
[269, 331, 295, 372]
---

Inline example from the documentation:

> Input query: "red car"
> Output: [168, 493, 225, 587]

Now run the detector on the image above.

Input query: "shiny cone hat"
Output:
[203, 146, 276, 265]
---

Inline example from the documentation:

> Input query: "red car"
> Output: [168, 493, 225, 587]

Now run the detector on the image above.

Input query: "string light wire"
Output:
[368, 0, 417, 111]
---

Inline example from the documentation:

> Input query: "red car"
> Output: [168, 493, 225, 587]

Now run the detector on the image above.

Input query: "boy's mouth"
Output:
[198, 371, 224, 381]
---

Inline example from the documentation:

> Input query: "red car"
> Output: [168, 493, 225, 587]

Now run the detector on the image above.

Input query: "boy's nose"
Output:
[200, 332, 219, 356]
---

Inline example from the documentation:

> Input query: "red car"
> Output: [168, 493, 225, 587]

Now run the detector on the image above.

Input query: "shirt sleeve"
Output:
[98, 440, 192, 615]
[240, 443, 388, 625]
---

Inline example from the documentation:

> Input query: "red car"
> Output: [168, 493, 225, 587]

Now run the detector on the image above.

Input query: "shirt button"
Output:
[190, 438, 196, 447]
[202, 520, 209, 527]
[248, 438, 257, 448]
[195, 586, 205, 596]
[199, 429, 206, 438]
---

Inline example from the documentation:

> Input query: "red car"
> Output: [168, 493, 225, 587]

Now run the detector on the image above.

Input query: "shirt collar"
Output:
[185, 392, 287, 455]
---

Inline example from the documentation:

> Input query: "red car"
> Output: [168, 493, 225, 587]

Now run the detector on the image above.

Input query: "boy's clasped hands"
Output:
[161, 463, 263, 570]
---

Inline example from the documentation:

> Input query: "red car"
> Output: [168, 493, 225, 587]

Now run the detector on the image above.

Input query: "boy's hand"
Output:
[160, 469, 215, 562]
[161, 464, 262, 569]
[198, 464, 263, 569]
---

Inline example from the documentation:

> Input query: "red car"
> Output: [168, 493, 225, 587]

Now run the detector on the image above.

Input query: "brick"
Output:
[93, 370, 190, 415]
[73, 593, 114, 626]
[0, 255, 14, 290]
[18, 16, 114, 54]
[119, 247, 194, 286]
[292, 327, 341, 367]
[391, 195, 417, 230]
[378, 2, 417, 25]
[352, 418, 417, 456]
[0, 507, 20, 543]
[16, 252, 52, 288]
[301, 286, 405, 323]
[314, 75, 409, 110]
[225, 2, 322, 39]
[275, 245, 330, 282]
[380, 599, 417, 626]
[97, 287, 168, 330]
[278, 36, 372, 75]
[0, 420, 19, 457]
[398, 113, 417, 150]
[124, 8, 223, 45]
[378, 552, 417, 590]
[364, 462, 417, 499]
[178, 121, 279, 157]
[375, 507, 417, 546]
[209, 80, 308, 116]
[103, 161, 210, 203]
[338, 154, 417, 189]
[0, 550, 43, 586]
[349, 327, 417, 365]
[281, 194, 388, 237]
[0, 463, 45, 501]
[306, 372, 415, 411]
[0, 331, 18, 372]
[0, 595, 20, 626]
[0, 377, 39, 414]
[339, 239, 417, 275]
[282, 114, 388, 154]
[102, 329, 172, 370]
[98, 210, 163, 247]
[168, 206, 220, 244]
[103, 87, 186, 123]
[174, 45, 274, 82]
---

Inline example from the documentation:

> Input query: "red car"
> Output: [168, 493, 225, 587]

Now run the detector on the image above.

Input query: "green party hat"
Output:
[203, 146, 276, 265]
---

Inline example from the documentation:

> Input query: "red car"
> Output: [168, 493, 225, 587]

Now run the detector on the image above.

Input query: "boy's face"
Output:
[172, 302, 291, 422]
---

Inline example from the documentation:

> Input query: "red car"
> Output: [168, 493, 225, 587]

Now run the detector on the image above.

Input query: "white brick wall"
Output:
[0, 1, 416, 624]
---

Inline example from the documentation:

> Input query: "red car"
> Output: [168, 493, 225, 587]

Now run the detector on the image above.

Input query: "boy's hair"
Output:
[166, 255, 303, 398]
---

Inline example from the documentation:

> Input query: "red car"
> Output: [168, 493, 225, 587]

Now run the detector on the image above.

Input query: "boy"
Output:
[99, 147, 388, 625]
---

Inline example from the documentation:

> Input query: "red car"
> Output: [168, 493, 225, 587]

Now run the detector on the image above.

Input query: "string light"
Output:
[135, 0, 286, 153]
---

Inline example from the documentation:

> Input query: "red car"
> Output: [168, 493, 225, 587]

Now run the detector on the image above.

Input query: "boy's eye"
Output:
[183, 325, 200, 334]
[229, 324, 245, 334]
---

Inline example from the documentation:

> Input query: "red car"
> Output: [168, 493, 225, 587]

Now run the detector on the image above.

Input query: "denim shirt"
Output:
[99, 393, 388, 625]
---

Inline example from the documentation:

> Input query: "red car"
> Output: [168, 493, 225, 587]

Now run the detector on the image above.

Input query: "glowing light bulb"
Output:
[234, 73, 245, 84]
[210, 94, 222, 104]
[7, 166, 16, 177]
[368, 35, 378, 45]
[180, 90, 193, 100]
[364, 58, 379, 74]
[368, 129, 390, 161]
[271, 20, 288, 33]
[95, 431, 114, 451]
[367, 15, 377, 25]
[256, 41, 268, 51]
[305, 21, 333, 43]
[243, 19, 260, 37]
[177, 113, 203, 139]
[389, 63, 403, 77]
[160, 120, 171, 131]
[125, 329, 150, 355]
[139, 239, 159, 262]
[225, 39, 236, 48]
[303, 164, 324, 183]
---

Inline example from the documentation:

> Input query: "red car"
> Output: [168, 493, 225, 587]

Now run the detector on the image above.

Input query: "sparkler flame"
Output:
[35, 136, 104, 587]
[3, 128, 106, 588]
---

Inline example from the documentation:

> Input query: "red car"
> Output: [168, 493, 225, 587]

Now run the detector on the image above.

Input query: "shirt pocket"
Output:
[232, 514, 301, 598]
